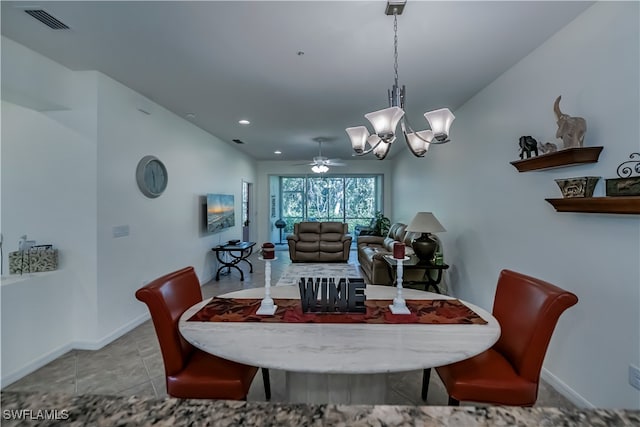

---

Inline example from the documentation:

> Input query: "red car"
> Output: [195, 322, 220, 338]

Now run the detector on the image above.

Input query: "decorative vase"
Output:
[411, 233, 438, 263]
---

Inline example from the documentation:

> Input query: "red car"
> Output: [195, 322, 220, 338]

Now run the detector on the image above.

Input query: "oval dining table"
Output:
[179, 284, 500, 404]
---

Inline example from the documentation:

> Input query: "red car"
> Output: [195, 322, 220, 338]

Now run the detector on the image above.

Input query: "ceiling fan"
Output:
[294, 138, 345, 173]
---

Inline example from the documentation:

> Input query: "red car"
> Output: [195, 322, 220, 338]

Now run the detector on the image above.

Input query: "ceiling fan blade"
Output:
[326, 161, 346, 166]
[292, 161, 315, 166]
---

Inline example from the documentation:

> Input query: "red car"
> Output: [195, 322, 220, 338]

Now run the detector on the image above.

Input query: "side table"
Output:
[211, 241, 256, 281]
[383, 255, 449, 294]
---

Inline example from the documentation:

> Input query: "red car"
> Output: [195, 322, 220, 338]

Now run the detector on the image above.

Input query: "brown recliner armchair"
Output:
[287, 222, 352, 262]
[135, 266, 270, 400]
[422, 269, 578, 406]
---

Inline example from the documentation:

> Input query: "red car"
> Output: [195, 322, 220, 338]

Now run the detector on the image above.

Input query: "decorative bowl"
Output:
[228, 239, 241, 245]
[555, 176, 600, 198]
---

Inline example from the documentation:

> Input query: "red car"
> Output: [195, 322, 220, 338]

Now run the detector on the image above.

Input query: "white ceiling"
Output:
[1, 1, 593, 162]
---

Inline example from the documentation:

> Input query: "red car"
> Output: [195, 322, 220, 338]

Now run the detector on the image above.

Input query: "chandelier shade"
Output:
[405, 130, 434, 157]
[424, 109, 456, 143]
[373, 141, 392, 160]
[345, 126, 370, 154]
[364, 106, 405, 142]
[345, 0, 455, 159]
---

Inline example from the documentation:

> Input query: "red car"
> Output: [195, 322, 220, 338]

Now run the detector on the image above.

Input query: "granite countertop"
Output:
[2, 392, 639, 426]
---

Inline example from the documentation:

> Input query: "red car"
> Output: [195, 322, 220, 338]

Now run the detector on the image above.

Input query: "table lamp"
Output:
[405, 212, 446, 263]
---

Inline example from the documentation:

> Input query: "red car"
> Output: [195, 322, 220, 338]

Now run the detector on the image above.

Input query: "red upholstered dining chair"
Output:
[422, 269, 577, 406]
[135, 266, 271, 400]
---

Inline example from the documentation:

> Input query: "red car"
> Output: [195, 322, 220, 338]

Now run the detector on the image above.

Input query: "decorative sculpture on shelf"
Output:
[605, 153, 640, 196]
[554, 96, 587, 149]
[518, 135, 538, 159]
[538, 141, 558, 155]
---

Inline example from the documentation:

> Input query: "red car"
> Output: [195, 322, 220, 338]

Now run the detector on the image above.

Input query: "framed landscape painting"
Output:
[207, 194, 235, 233]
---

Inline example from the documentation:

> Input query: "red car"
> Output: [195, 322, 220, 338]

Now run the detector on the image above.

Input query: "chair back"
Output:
[493, 269, 578, 383]
[135, 266, 203, 376]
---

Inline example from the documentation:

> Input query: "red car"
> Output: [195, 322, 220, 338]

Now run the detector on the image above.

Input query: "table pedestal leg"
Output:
[285, 372, 388, 404]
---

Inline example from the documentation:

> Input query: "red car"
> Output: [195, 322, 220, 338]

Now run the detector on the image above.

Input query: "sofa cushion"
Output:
[321, 222, 346, 234]
[320, 241, 344, 253]
[297, 222, 321, 241]
[389, 223, 407, 241]
[296, 241, 320, 252]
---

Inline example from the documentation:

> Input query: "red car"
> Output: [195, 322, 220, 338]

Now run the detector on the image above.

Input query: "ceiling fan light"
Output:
[424, 108, 455, 142]
[311, 164, 329, 173]
[345, 126, 370, 153]
[365, 106, 404, 141]
[406, 130, 434, 157]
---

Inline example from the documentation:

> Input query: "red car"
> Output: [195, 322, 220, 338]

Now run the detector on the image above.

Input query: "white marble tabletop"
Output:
[179, 285, 500, 374]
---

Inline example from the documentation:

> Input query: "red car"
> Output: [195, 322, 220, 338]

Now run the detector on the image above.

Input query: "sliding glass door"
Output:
[279, 175, 381, 235]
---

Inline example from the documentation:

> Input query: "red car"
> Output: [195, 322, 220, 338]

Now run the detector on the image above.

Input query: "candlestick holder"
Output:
[256, 256, 277, 315]
[388, 255, 410, 314]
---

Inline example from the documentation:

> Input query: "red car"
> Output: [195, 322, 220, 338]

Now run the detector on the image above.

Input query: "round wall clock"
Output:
[136, 155, 168, 198]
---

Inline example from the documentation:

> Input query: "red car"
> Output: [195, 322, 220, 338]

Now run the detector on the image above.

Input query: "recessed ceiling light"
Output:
[238, 119, 250, 125]
[274, 150, 282, 155]
[185, 113, 196, 119]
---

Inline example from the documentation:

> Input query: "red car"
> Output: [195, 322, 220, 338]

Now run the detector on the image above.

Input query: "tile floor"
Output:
[3, 249, 575, 408]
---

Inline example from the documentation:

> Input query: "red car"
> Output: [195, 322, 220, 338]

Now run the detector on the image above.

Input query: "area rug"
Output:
[276, 263, 362, 286]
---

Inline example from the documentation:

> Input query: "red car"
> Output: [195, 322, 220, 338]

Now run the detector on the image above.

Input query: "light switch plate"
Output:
[112, 225, 130, 238]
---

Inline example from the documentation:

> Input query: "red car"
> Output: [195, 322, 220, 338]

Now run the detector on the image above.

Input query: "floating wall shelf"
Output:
[510, 146, 604, 172]
[545, 196, 640, 214]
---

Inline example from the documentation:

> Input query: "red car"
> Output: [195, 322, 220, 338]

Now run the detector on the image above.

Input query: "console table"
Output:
[211, 241, 255, 281]
[383, 255, 449, 294]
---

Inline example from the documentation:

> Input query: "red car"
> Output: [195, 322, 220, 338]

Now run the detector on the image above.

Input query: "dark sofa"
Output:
[287, 222, 352, 262]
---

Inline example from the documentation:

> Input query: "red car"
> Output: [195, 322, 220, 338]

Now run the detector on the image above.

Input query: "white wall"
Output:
[255, 160, 394, 244]
[94, 74, 256, 338]
[1, 36, 100, 384]
[1, 37, 257, 384]
[392, 2, 639, 409]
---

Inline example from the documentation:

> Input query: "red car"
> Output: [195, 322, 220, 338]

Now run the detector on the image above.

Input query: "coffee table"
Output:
[276, 262, 362, 286]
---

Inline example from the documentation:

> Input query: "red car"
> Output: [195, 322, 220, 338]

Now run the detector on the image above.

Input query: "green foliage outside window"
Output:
[279, 175, 380, 233]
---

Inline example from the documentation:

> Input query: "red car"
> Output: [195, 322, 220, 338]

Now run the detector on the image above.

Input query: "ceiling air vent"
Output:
[232, 139, 245, 144]
[25, 10, 70, 30]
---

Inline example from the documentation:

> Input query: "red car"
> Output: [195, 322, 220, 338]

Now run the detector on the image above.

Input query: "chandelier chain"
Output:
[393, 12, 399, 87]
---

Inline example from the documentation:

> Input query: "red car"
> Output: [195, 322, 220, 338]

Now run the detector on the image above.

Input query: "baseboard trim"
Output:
[1, 313, 151, 388]
[541, 367, 594, 409]
[1, 343, 74, 388]
[73, 312, 150, 350]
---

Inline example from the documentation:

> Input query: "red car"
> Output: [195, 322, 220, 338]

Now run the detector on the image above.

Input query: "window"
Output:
[279, 175, 381, 235]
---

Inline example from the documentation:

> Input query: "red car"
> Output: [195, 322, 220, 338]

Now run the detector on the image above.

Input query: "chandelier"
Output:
[345, 0, 455, 160]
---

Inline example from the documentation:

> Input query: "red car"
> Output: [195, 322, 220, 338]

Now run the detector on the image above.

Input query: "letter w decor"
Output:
[298, 277, 366, 313]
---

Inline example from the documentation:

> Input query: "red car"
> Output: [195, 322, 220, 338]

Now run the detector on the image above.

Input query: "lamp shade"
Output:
[405, 130, 434, 157]
[424, 108, 455, 142]
[406, 212, 445, 263]
[345, 126, 370, 154]
[365, 106, 404, 141]
[406, 212, 446, 233]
